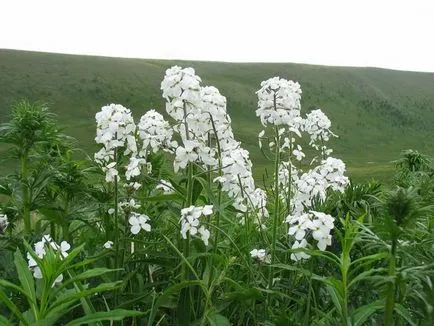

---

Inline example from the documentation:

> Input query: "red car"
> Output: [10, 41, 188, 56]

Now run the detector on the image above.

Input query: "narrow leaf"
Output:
[0, 288, 28, 325]
[65, 309, 143, 326]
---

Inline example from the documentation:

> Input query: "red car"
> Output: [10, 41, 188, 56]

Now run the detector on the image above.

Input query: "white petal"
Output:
[131, 225, 141, 235]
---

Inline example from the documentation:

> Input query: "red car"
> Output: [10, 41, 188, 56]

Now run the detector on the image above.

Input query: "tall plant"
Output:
[0, 101, 63, 235]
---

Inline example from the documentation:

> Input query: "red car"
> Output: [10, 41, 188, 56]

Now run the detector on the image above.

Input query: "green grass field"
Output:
[1, 49, 434, 183]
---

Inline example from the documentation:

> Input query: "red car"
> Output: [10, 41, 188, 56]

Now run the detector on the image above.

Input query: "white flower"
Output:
[103, 241, 114, 249]
[292, 145, 305, 161]
[125, 156, 146, 180]
[119, 199, 141, 210]
[174, 140, 199, 172]
[250, 248, 270, 264]
[102, 162, 118, 183]
[57, 241, 71, 258]
[291, 239, 311, 261]
[138, 110, 175, 155]
[202, 205, 213, 216]
[156, 179, 174, 193]
[161, 66, 201, 120]
[198, 226, 210, 246]
[179, 205, 212, 245]
[256, 77, 302, 129]
[258, 130, 265, 148]
[161, 66, 268, 226]
[0, 213, 9, 232]
[94, 104, 137, 183]
[27, 235, 71, 285]
[287, 211, 335, 256]
[125, 182, 142, 190]
[303, 109, 336, 151]
[129, 213, 151, 235]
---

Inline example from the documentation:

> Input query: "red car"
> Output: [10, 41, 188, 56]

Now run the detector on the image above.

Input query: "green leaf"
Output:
[147, 280, 208, 326]
[394, 303, 417, 326]
[38, 207, 64, 224]
[48, 281, 122, 314]
[65, 309, 144, 326]
[14, 248, 37, 316]
[352, 300, 383, 326]
[207, 313, 231, 326]
[325, 285, 343, 318]
[0, 287, 28, 325]
[191, 176, 203, 204]
[348, 268, 384, 289]
[38, 303, 81, 326]
[271, 263, 320, 278]
[0, 279, 27, 297]
[301, 249, 341, 266]
[168, 178, 186, 199]
[0, 314, 12, 326]
[57, 243, 86, 273]
[139, 193, 181, 202]
[51, 267, 118, 298]
[350, 252, 388, 270]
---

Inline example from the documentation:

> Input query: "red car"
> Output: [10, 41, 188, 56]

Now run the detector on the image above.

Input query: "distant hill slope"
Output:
[1, 49, 434, 182]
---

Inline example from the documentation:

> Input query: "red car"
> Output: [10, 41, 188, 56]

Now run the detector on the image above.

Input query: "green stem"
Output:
[303, 261, 313, 326]
[62, 197, 70, 243]
[384, 239, 397, 326]
[21, 152, 31, 235]
[50, 222, 56, 240]
[268, 126, 281, 290]
[114, 174, 119, 265]
[342, 255, 349, 324]
[179, 100, 195, 323]
[112, 145, 120, 308]
[207, 118, 223, 289]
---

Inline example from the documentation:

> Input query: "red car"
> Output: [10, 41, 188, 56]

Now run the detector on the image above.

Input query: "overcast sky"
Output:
[1, 0, 434, 72]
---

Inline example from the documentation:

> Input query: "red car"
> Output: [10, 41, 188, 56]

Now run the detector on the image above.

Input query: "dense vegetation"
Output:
[1, 49, 434, 183]
[0, 65, 433, 325]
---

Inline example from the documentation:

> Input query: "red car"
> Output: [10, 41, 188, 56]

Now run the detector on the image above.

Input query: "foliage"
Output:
[0, 66, 433, 325]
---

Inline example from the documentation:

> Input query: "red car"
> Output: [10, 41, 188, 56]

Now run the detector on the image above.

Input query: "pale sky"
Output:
[1, 0, 434, 72]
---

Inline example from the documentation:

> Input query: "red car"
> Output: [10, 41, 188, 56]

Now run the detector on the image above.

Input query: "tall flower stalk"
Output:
[255, 76, 349, 266]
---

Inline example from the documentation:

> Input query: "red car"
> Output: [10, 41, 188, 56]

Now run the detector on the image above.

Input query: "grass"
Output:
[1, 49, 434, 182]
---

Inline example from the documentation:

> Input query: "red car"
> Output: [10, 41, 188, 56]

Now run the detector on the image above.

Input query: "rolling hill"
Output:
[1, 49, 434, 183]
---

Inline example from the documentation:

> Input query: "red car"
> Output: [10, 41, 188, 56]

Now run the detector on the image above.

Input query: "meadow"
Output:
[0, 51, 433, 325]
[1, 49, 434, 183]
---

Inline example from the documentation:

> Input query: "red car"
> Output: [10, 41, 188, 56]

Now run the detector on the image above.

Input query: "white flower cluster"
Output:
[286, 159, 348, 260]
[179, 205, 212, 245]
[27, 235, 70, 285]
[250, 248, 270, 264]
[287, 211, 335, 260]
[255, 77, 349, 260]
[161, 67, 268, 224]
[256, 77, 303, 131]
[303, 109, 336, 153]
[95, 104, 137, 162]
[138, 110, 176, 155]
[0, 213, 8, 232]
[293, 157, 349, 212]
[95, 104, 176, 187]
[95, 104, 137, 182]
[202, 86, 268, 223]
[161, 66, 202, 120]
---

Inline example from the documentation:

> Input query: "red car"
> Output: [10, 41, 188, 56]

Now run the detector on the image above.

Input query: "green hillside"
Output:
[1, 49, 434, 183]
